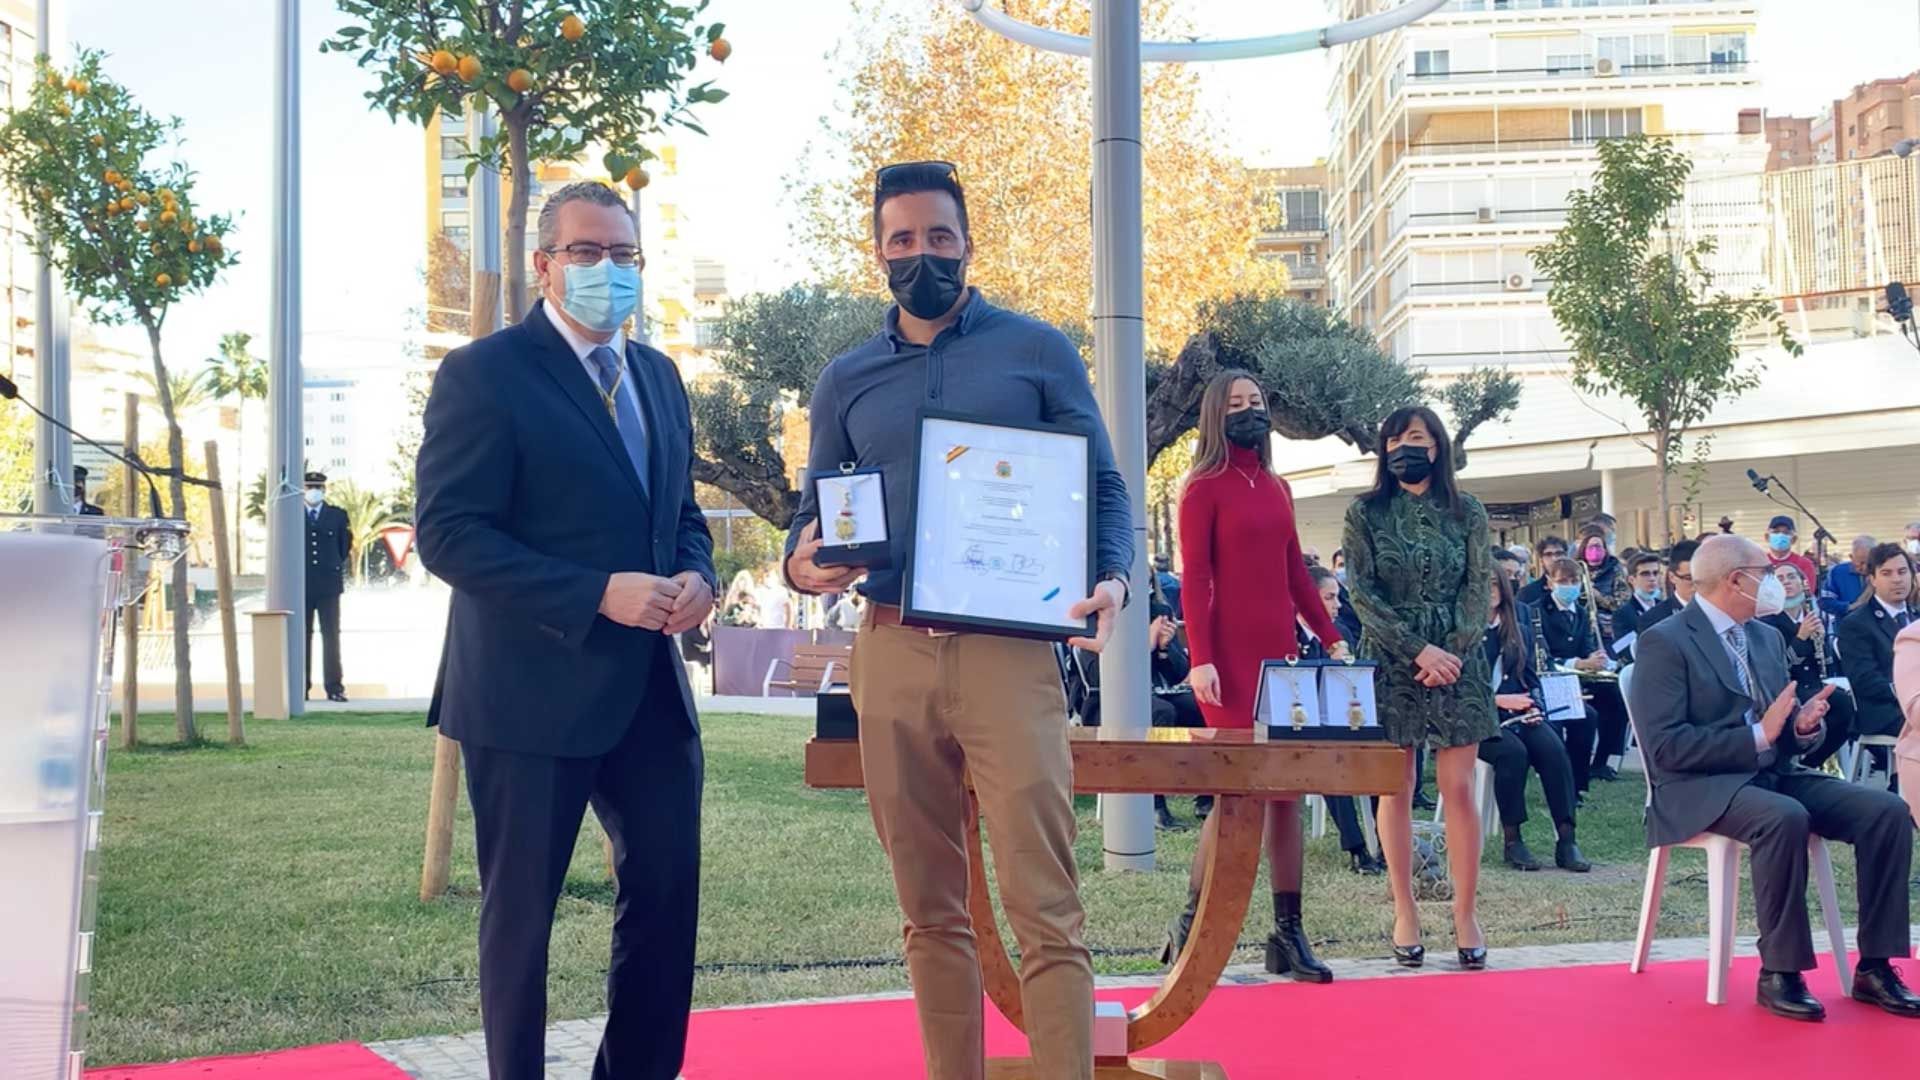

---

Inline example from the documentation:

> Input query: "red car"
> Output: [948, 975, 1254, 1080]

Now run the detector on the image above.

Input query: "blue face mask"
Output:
[1768, 532, 1793, 554]
[558, 259, 640, 333]
[1552, 584, 1582, 607]
[1634, 587, 1661, 605]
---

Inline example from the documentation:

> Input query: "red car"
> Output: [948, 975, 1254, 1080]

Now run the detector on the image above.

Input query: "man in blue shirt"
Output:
[1818, 535, 1875, 618]
[784, 161, 1130, 1080]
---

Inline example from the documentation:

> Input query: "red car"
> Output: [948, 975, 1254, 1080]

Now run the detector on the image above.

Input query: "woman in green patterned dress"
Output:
[1342, 406, 1496, 971]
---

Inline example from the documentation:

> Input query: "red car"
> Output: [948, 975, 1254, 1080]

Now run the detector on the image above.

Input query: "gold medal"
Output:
[834, 487, 857, 542]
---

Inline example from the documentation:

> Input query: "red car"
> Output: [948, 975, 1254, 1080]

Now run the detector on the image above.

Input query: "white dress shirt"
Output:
[548, 311, 645, 426]
[1696, 594, 1816, 755]
[1879, 596, 1913, 625]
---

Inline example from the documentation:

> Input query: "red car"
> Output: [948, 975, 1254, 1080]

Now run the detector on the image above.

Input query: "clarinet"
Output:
[1531, 603, 1551, 676]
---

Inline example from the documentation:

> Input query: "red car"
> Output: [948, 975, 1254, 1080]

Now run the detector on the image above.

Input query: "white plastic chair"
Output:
[1619, 664, 1852, 1004]
[1845, 734, 1900, 785]
[1430, 758, 1498, 843]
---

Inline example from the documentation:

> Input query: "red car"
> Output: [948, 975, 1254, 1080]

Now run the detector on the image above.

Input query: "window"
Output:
[331, 414, 346, 424]
[440, 174, 468, 199]
[330, 392, 345, 403]
[1631, 34, 1665, 71]
[331, 458, 347, 469]
[1413, 49, 1450, 78]
[1281, 189, 1324, 231]
[1572, 108, 1642, 143]
[303, 437, 313, 448]
[331, 436, 347, 447]
[440, 135, 466, 159]
[1708, 32, 1747, 71]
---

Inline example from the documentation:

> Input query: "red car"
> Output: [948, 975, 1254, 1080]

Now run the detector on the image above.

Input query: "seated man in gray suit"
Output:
[1630, 535, 1919, 1022]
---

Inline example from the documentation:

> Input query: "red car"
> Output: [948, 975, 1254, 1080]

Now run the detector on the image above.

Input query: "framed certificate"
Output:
[813, 465, 890, 568]
[900, 410, 1095, 639]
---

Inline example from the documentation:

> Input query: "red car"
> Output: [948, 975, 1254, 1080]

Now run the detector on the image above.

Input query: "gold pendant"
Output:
[1290, 701, 1307, 731]
[1348, 695, 1365, 730]
[833, 487, 857, 542]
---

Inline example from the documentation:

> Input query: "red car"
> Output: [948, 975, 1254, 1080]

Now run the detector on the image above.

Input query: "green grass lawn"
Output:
[87, 711, 1909, 1066]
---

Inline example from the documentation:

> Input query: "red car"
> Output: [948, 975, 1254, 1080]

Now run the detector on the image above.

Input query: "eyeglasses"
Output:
[1670, 572, 1694, 582]
[543, 242, 642, 267]
[875, 160, 959, 190]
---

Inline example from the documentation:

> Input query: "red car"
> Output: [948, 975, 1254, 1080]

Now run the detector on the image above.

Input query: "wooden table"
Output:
[804, 727, 1405, 1078]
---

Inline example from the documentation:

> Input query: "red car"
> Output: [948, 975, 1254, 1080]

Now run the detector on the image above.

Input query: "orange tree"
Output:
[325, 1, 729, 323]
[0, 50, 237, 743]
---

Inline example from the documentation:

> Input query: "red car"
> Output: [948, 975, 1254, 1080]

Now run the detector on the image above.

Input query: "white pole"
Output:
[1092, 0, 1154, 873]
[31, 0, 72, 515]
[267, 0, 306, 714]
[470, 102, 504, 336]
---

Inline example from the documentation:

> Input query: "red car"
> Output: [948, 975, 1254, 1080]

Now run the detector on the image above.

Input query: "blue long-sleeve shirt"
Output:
[1819, 560, 1866, 618]
[785, 289, 1133, 605]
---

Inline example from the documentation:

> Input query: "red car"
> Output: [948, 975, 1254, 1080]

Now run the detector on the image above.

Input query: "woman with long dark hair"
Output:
[1164, 369, 1346, 983]
[1342, 406, 1495, 970]
[1480, 567, 1589, 873]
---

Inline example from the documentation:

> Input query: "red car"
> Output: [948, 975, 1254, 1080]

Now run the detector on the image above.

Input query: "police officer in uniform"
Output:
[304, 471, 351, 702]
[74, 465, 105, 516]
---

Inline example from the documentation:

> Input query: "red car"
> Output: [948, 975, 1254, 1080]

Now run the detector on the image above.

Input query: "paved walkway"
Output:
[367, 925, 1899, 1079]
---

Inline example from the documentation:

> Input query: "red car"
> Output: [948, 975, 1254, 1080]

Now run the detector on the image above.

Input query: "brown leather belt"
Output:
[866, 603, 957, 636]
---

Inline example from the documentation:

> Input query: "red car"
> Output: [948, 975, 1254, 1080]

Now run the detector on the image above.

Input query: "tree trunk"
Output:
[1655, 428, 1674, 550]
[689, 454, 799, 530]
[146, 320, 197, 744]
[504, 116, 532, 325]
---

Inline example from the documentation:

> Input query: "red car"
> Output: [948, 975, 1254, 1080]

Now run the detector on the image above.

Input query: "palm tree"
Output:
[328, 480, 405, 584]
[201, 332, 266, 562]
[138, 367, 214, 419]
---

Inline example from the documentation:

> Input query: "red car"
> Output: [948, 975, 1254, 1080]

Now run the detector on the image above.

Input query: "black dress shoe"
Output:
[1503, 839, 1541, 871]
[1412, 791, 1436, 812]
[327, 691, 349, 703]
[1265, 893, 1333, 983]
[1757, 970, 1826, 1021]
[1457, 947, 1488, 970]
[1194, 795, 1214, 820]
[1160, 894, 1199, 966]
[1348, 850, 1385, 876]
[1155, 804, 1185, 831]
[1555, 839, 1592, 872]
[1852, 964, 1920, 1017]
[1592, 765, 1619, 782]
[1391, 943, 1425, 968]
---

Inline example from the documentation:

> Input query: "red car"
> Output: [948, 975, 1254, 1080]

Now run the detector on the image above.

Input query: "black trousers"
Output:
[1151, 692, 1205, 814]
[461, 667, 704, 1080]
[1705, 770, 1913, 972]
[1325, 795, 1375, 855]
[1558, 706, 1602, 792]
[1478, 722, 1578, 831]
[304, 589, 344, 696]
[1587, 680, 1628, 771]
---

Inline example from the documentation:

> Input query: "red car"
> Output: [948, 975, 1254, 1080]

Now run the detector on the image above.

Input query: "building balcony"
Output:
[1406, 59, 1752, 95]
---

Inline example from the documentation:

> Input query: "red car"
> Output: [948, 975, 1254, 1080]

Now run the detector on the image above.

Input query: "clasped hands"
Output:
[1760, 682, 1835, 745]
[598, 570, 713, 635]
[1414, 644, 1462, 688]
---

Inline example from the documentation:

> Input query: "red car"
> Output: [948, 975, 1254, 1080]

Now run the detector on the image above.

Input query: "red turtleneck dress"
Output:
[1179, 445, 1341, 729]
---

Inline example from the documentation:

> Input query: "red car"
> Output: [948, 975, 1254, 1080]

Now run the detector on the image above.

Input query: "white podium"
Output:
[0, 514, 187, 1080]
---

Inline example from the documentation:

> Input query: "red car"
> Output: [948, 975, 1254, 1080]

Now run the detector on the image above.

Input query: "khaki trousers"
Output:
[850, 613, 1093, 1080]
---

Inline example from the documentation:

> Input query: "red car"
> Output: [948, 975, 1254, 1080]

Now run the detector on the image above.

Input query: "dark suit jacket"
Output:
[416, 302, 717, 757]
[1540, 601, 1599, 664]
[1838, 600, 1912, 737]
[1610, 595, 1678, 662]
[1629, 600, 1811, 847]
[1517, 576, 1549, 610]
[304, 503, 351, 596]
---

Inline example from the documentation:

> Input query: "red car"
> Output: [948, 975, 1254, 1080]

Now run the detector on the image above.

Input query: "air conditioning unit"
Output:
[1594, 57, 1619, 77]
[1504, 272, 1532, 292]
[1475, 206, 1498, 224]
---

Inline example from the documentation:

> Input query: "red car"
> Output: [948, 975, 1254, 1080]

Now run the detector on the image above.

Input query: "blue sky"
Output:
[61, 0, 1920, 376]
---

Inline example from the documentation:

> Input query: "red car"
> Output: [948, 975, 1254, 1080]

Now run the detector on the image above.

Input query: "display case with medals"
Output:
[1254, 658, 1388, 741]
[812, 463, 891, 569]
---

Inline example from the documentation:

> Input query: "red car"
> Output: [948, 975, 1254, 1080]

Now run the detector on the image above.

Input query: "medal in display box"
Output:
[1255, 658, 1387, 741]
[813, 463, 890, 569]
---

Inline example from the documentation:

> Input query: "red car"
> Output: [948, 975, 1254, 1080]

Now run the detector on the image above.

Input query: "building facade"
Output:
[1324, 0, 1763, 372]
[0, 1, 39, 411]
[1253, 164, 1330, 305]
[1810, 70, 1920, 163]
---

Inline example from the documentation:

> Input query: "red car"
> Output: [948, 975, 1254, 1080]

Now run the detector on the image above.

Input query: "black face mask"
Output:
[886, 254, 967, 320]
[1386, 443, 1434, 485]
[1224, 408, 1270, 450]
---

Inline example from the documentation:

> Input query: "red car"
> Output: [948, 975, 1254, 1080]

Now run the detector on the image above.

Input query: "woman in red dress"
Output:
[1163, 370, 1346, 982]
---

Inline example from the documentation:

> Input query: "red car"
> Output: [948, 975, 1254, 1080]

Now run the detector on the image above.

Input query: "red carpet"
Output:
[683, 955, 1918, 1079]
[85, 1043, 404, 1079]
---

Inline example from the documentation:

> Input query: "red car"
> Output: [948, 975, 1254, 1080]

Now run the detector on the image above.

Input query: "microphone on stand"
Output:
[0, 372, 167, 519]
[1746, 468, 1771, 494]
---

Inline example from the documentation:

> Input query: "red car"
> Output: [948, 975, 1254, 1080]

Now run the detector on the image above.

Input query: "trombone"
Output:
[1577, 560, 1618, 682]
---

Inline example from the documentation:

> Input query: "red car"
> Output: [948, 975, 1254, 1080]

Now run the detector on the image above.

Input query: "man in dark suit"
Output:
[1517, 534, 1566, 610]
[416, 181, 717, 1080]
[73, 465, 105, 516]
[303, 471, 351, 702]
[1608, 551, 1667, 663]
[1838, 541, 1917, 744]
[1630, 536, 1918, 1022]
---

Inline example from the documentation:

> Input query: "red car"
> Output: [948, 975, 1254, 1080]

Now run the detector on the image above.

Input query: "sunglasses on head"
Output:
[875, 160, 959, 190]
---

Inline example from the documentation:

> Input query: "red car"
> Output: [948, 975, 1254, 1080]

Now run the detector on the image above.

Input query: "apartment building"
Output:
[1253, 164, 1331, 305]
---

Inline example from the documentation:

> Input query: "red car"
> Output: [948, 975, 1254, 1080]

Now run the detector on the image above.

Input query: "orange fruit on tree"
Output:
[188, 239, 202, 254]
[136, 192, 150, 206]
[154, 272, 171, 287]
[136, 220, 149, 232]
[507, 68, 533, 93]
[117, 179, 131, 192]
[119, 196, 135, 211]
[160, 208, 177, 224]
[624, 166, 649, 190]
[709, 37, 731, 62]
[430, 49, 457, 75]
[90, 134, 104, 147]
[561, 13, 585, 41]
[104, 168, 119, 183]
[456, 54, 481, 82]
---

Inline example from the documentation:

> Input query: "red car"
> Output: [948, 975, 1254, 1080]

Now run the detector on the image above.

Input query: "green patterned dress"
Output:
[1341, 489, 1496, 750]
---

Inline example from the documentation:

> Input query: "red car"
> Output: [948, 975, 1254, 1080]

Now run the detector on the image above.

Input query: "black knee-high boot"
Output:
[1265, 891, 1333, 983]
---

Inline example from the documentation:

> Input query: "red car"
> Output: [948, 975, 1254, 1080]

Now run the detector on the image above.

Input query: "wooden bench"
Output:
[762, 643, 852, 697]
